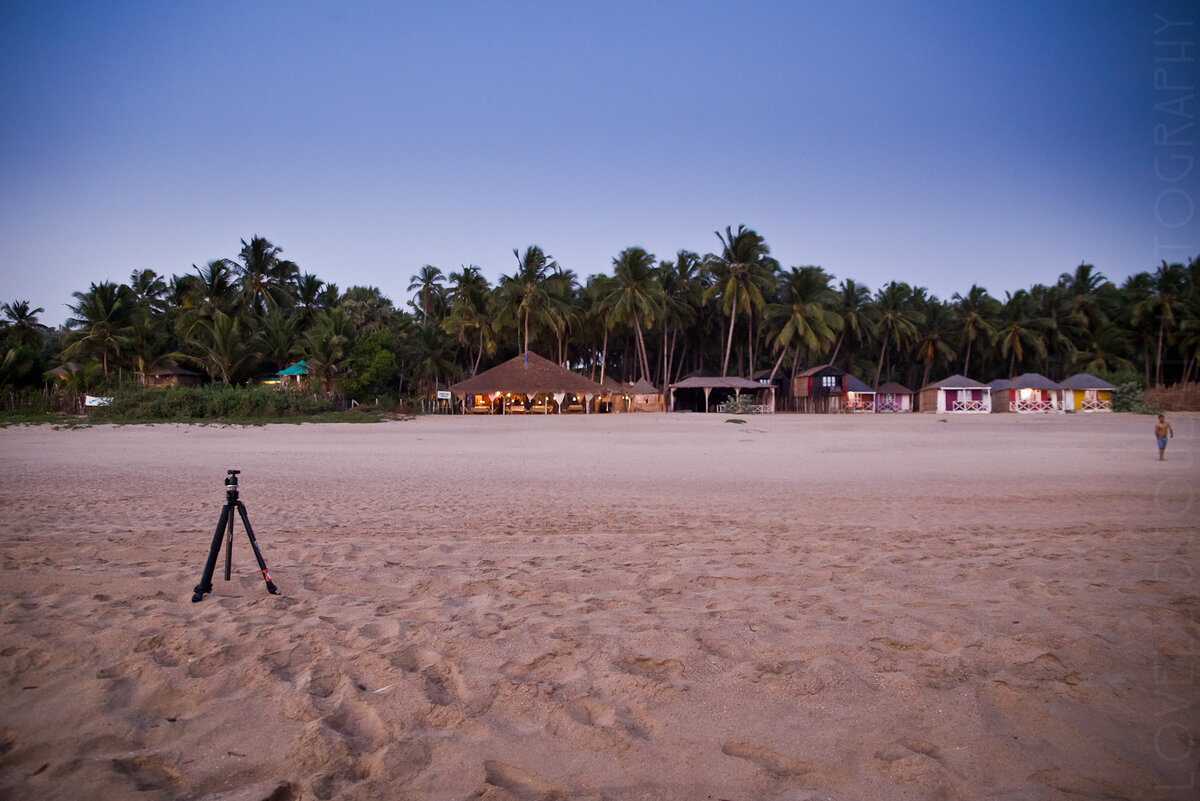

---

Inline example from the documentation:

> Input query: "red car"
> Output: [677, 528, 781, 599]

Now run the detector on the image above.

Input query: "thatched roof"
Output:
[1060, 373, 1116, 390]
[629, 378, 659, 395]
[671, 376, 764, 390]
[921, 374, 988, 391]
[1009, 372, 1062, 390]
[988, 378, 1010, 391]
[874, 381, 913, 394]
[149, 365, 202, 377]
[844, 375, 874, 393]
[449, 351, 605, 396]
[600, 376, 624, 394]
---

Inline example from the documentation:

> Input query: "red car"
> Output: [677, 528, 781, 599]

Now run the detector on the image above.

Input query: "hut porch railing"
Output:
[1080, 398, 1112, 411]
[951, 399, 989, 413]
[845, 399, 875, 413]
[876, 399, 905, 413]
[1013, 399, 1060, 413]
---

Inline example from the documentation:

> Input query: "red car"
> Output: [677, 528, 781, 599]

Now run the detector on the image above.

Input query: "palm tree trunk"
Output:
[767, 345, 787, 382]
[721, 287, 738, 377]
[830, 331, 844, 368]
[598, 326, 608, 387]
[1156, 316, 1166, 387]
[634, 323, 651, 381]
[962, 337, 972, 379]
[875, 338, 887, 387]
[472, 330, 484, 376]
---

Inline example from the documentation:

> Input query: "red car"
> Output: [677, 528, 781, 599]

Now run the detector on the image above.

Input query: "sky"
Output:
[1, 0, 1197, 327]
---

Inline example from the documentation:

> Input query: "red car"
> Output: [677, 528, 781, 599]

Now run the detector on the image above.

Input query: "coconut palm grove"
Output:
[2, 227, 1198, 415]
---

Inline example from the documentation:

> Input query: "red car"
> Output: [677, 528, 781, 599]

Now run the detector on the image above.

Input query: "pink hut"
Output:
[873, 381, 914, 412]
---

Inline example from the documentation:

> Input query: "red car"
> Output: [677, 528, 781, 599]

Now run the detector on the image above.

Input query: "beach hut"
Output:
[146, 365, 203, 388]
[597, 376, 625, 412]
[277, 360, 309, 388]
[844, 375, 876, 412]
[628, 378, 665, 412]
[1005, 373, 1064, 413]
[448, 351, 605, 414]
[919, 374, 991, 413]
[1060, 373, 1116, 412]
[793, 364, 848, 413]
[668, 376, 774, 413]
[873, 381, 914, 412]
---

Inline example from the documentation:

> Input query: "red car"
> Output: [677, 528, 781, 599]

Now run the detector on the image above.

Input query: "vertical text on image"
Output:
[1151, 10, 1197, 791]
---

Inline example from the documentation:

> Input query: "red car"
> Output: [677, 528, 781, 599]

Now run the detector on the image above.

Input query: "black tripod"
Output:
[191, 469, 279, 602]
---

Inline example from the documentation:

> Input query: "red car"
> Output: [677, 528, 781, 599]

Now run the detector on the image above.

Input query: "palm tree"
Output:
[408, 265, 446, 325]
[444, 266, 497, 377]
[763, 266, 841, 382]
[656, 251, 701, 387]
[1031, 283, 1081, 379]
[950, 285, 998, 380]
[702, 225, 774, 376]
[581, 274, 618, 385]
[498, 246, 557, 356]
[914, 300, 957, 388]
[128, 269, 169, 316]
[1132, 261, 1187, 386]
[1, 300, 49, 348]
[259, 309, 300, 371]
[606, 247, 663, 382]
[299, 312, 351, 392]
[829, 278, 870, 369]
[1071, 323, 1135, 374]
[406, 323, 458, 396]
[996, 290, 1047, 378]
[1058, 262, 1109, 333]
[294, 273, 327, 327]
[869, 281, 924, 386]
[236, 236, 298, 316]
[125, 315, 183, 385]
[544, 264, 580, 365]
[185, 310, 259, 383]
[64, 282, 135, 377]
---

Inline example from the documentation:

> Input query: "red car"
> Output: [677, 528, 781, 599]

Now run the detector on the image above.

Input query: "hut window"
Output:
[821, 375, 836, 388]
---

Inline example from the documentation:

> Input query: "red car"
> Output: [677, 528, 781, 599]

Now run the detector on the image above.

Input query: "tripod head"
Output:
[224, 469, 240, 501]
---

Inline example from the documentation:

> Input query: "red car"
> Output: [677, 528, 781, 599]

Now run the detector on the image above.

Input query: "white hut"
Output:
[919, 374, 991, 413]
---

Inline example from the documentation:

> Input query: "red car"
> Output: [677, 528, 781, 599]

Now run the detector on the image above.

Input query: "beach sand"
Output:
[0, 411, 1196, 800]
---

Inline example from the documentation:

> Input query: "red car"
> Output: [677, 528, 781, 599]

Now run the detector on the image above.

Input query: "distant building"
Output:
[919, 374, 991, 413]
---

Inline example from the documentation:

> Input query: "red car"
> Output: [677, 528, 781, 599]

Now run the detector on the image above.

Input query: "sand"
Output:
[0, 411, 1196, 800]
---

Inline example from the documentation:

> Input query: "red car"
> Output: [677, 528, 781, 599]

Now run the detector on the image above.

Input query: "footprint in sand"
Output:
[111, 754, 187, 794]
[483, 760, 565, 801]
[721, 741, 818, 781]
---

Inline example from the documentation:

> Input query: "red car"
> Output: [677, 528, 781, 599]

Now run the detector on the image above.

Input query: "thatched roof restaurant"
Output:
[448, 351, 606, 413]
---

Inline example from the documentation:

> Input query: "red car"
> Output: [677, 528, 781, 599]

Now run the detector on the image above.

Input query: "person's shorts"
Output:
[1158, 436, 1169, 449]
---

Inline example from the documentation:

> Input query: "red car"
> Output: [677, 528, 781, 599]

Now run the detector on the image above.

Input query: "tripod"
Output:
[191, 469, 279, 602]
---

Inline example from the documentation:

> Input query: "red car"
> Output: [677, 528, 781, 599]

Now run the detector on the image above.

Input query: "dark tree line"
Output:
[3, 230, 1199, 404]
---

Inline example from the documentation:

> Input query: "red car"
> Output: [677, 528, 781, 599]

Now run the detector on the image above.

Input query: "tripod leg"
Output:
[236, 502, 279, 595]
[224, 497, 235, 581]
[192, 504, 232, 602]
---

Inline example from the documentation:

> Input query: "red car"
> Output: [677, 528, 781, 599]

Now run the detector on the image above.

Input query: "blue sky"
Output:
[2, 0, 1196, 326]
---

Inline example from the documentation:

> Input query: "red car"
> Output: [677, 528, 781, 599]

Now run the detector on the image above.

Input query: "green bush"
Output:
[1111, 381, 1161, 414]
[89, 384, 339, 422]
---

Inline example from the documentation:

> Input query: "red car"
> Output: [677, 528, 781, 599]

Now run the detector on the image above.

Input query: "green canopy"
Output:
[278, 360, 309, 376]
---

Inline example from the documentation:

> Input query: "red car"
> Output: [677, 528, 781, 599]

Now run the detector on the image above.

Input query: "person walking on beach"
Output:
[1155, 414, 1174, 460]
